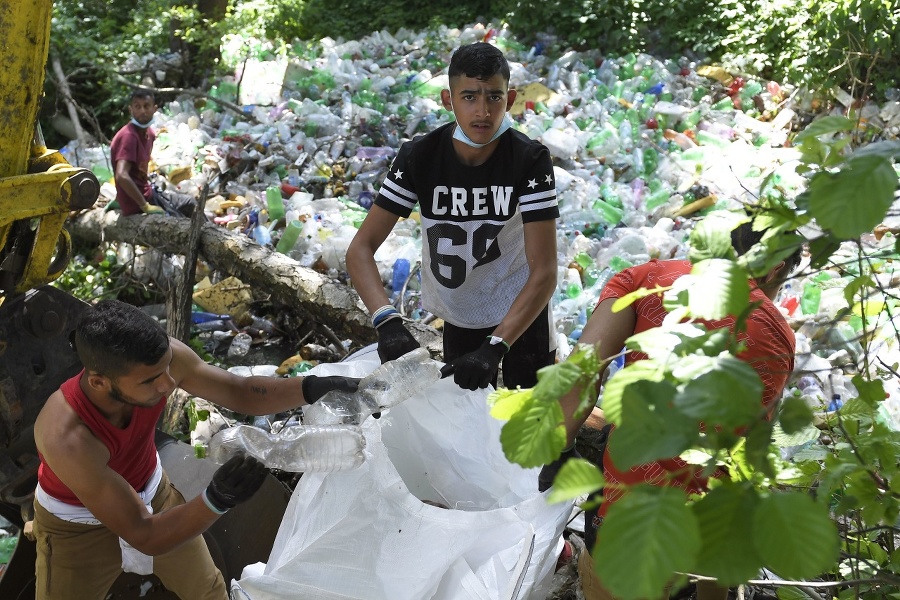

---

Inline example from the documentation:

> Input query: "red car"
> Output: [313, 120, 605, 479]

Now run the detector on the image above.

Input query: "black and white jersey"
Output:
[375, 123, 558, 328]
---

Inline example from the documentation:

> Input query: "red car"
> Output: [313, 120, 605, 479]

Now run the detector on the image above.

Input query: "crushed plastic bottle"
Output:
[227, 332, 253, 359]
[304, 348, 442, 425]
[208, 423, 365, 472]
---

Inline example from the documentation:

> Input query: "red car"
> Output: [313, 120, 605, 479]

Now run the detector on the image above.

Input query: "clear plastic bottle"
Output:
[208, 423, 365, 472]
[227, 332, 252, 359]
[304, 348, 442, 425]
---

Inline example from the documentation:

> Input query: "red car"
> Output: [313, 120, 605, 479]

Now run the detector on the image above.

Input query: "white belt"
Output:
[36, 453, 162, 574]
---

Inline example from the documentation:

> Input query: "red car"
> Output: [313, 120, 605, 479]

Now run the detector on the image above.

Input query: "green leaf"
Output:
[692, 484, 763, 584]
[843, 275, 875, 306]
[851, 140, 900, 160]
[689, 211, 747, 263]
[779, 396, 815, 434]
[772, 423, 820, 449]
[674, 355, 763, 428]
[838, 397, 877, 422]
[546, 458, 605, 504]
[806, 235, 844, 270]
[743, 420, 776, 478]
[776, 587, 817, 600]
[753, 492, 839, 579]
[499, 396, 566, 468]
[687, 259, 751, 320]
[611, 285, 670, 313]
[601, 361, 665, 425]
[852, 374, 886, 407]
[595, 486, 701, 600]
[607, 380, 698, 470]
[488, 388, 532, 421]
[627, 325, 732, 364]
[808, 155, 898, 240]
[532, 360, 585, 402]
[794, 115, 855, 141]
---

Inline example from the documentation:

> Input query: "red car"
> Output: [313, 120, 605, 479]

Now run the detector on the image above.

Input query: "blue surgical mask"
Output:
[452, 114, 513, 148]
[131, 117, 153, 129]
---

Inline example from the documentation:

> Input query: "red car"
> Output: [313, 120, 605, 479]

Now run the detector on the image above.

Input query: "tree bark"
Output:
[50, 54, 88, 147]
[166, 185, 209, 343]
[66, 208, 443, 354]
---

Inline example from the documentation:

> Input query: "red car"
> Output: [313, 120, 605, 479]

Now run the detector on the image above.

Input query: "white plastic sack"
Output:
[231, 344, 573, 600]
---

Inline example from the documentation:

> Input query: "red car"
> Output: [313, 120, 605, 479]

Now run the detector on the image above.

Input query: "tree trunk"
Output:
[66, 208, 443, 354]
[166, 186, 209, 343]
[50, 54, 88, 147]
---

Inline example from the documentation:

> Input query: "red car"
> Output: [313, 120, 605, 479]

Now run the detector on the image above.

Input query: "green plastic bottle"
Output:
[266, 186, 285, 223]
[680, 110, 702, 131]
[592, 199, 624, 226]
[712, 96, 735, 111]
[643, 148, 659, 175]
[276, 219, 303, 254]
[645, 187, 671, 210]
[609, 256, 634, 272]
[800, 282, 822, 315]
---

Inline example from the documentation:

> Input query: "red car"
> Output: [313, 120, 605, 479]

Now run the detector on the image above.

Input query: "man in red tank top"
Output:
[32, 300, 359, 600]
[543, 223, 803, 600]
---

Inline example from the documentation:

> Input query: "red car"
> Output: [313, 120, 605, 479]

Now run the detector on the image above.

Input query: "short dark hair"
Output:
[130, 89, 155, 104]
[731, 221, 803, 276]
[74, 300, 169, 378]
[448, 43, 510, 83]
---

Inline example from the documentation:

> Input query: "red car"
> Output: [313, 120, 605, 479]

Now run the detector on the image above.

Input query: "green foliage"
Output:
[296, 0, 491, 41]
[595, 486, 700, 599]
[494, 103, 900, 596]
[52, 246, 125, 301]
[490, 344, 603, 467]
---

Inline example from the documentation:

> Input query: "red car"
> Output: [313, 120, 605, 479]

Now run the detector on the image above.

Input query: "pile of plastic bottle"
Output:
[63, 22, 900, 431]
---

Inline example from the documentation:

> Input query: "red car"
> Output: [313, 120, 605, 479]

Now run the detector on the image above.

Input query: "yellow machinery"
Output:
[0, 0, 99, 298]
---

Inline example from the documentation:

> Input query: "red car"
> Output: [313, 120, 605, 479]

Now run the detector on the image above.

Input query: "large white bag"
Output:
[231, 345, 572, 600]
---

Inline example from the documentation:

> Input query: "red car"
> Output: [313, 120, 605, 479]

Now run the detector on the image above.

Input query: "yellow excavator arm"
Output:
[0, 0, 99, 298]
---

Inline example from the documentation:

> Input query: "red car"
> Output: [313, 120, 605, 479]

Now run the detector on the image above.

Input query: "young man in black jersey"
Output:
[346, 42, 559, 391]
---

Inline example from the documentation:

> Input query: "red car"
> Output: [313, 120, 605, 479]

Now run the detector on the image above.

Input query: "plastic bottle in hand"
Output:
[305, 348, 442, 425]
[208, 423, 365, 472]
[356, 347, 442, 410]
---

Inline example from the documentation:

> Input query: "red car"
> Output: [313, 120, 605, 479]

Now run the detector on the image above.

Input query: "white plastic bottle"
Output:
[208, 423, 365, 472]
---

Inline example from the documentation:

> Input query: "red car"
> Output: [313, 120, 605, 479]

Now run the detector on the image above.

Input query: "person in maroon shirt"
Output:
[544, 223, 803, 600]
[109, 90, 195, 217]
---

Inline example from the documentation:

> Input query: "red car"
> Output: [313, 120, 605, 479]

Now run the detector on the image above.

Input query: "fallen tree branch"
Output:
[66, 207, 443, 355]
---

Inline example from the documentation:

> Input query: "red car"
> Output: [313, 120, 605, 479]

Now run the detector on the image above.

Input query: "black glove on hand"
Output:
[302, 375, 360, 404]
[538, 445, 582, 492]
[376, 318, 420, 363]
[204, 453, 268, 513]
[439, 338, 507, 391]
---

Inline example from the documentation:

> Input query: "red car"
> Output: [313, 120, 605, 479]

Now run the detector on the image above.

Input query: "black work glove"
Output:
[439, 338, 507, 391]
[204, 453, 268, 513]
[375, 318, 420, 363]
[538, 445, 582, 492]
[302, 375, 360, 404]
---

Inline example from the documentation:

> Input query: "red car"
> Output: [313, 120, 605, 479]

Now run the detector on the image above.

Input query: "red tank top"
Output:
[38, 371, 164, 505]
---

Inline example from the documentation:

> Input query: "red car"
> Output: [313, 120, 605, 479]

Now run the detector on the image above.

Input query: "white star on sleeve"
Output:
[527, 179, 537, 189]
[545, 174, 553, 186]
[394, 170, 403, 179]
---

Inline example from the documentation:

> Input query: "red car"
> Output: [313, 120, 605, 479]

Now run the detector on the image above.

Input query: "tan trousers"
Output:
[33, 471, 227, 600]
[578, 544, 729, 600]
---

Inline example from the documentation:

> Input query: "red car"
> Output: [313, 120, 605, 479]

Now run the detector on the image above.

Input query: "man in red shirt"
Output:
[32, 300, 358, 599]
[109, 90, 195, 217]
[544, 223, 802, 600]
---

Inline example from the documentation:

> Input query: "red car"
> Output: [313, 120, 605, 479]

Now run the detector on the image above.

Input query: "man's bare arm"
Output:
[560, 298, 636, 445]
[35, 394, 220, 556]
